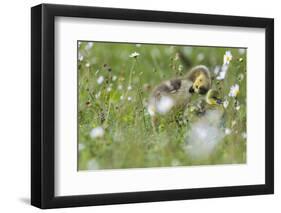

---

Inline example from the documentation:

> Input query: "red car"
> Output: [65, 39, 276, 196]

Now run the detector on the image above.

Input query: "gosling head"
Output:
[206, 89, 223, 106]
[187, 65, 212, 95]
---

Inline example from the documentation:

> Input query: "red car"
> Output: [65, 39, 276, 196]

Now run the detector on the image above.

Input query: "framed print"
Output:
[31, 3, 274, 209]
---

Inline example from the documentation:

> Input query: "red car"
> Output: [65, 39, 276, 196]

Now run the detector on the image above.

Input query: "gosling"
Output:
[184, 89, 223, 123]
[205, 89, 223, 106]
[147, 65, 212, 129]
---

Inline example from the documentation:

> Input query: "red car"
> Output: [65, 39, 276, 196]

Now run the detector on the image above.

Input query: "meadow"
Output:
[78, 41, 247, 170]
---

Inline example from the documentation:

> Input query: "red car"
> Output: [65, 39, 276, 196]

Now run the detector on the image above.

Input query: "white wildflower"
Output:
[224, 51, 233, 65]
[97, 76, 104, 85]
[127, 85, 132, 91]
[223, 99, 229, 109]
[129, 51, 140, 58]
[225, 128, 232, 135]
[156, 96, 174, 114]
[90, 127, 104, 139]
[85, 62, 90, 68]
[178, 65, 183, 71]
[235, 104, 240, 111]
[120, 95, 124, 100]
[112, 75, 117, 81]
[118, 85, 123, 90]
[216, 64, 228, 80]
[127, 96, 132, 101]
[107, 87, 112, 92]
[229, 84, 239, 97]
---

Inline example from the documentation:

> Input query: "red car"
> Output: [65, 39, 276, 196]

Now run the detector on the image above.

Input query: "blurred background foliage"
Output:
[78, 41, 247, 170]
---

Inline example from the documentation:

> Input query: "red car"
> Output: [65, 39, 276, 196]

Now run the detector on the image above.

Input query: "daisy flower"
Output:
[90, 127, 104, 139]
[225, 128, 232, 135]
[216, 65, 228, 80]
[112, 75, 117, 81]
[129, 52, 140, 58]
[97, 76, 104, 85]
[235, 103, 241, 111]
[178, 65, 183, 71]
[223, 99, 229, 109]
[229, 84, 239, 97]
[224, 51, 233, 65]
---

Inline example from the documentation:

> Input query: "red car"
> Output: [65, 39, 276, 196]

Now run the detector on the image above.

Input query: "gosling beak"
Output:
[199, 87, 208, 95]
[216, 99, 223, 104]
[189, 86, 194, 93]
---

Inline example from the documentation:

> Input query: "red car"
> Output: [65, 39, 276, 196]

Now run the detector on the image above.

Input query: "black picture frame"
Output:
[31, 3, 274, 209]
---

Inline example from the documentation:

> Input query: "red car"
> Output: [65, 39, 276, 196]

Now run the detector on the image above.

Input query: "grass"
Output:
[78, 41, 247, 170]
